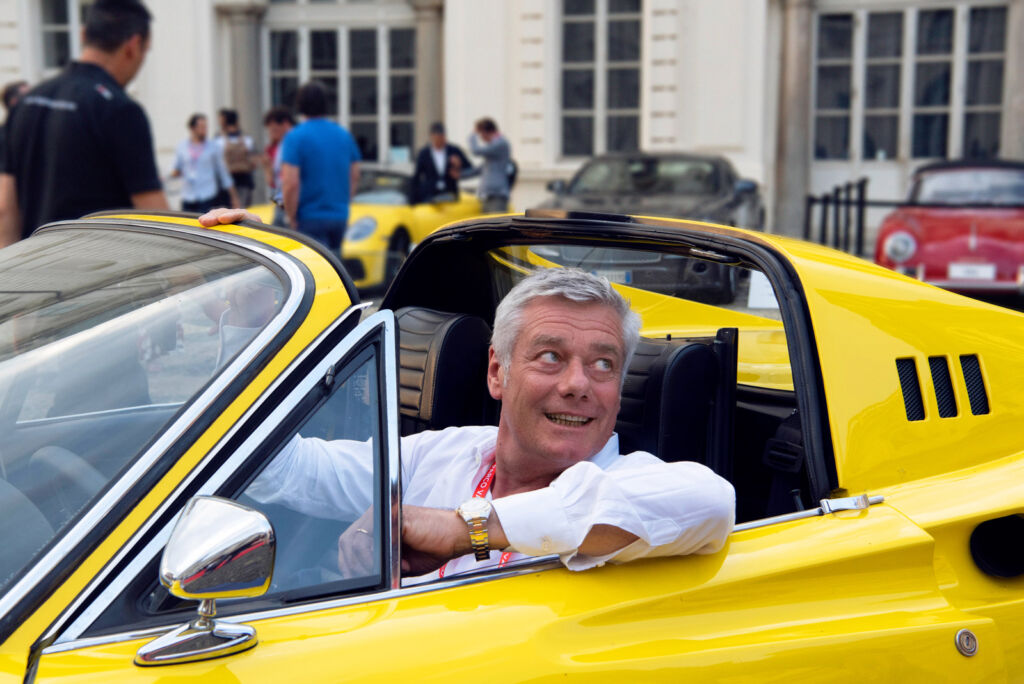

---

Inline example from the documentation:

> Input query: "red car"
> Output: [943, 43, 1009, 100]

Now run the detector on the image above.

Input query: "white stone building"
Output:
[1, 0, 1021, 238]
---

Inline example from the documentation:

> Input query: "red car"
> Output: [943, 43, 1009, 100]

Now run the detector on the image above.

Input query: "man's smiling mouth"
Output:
[545, 413, 593, 427]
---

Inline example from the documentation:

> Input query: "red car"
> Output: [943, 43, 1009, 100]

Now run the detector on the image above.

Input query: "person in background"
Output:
[411, 121, 472, 204]
[217, 108, 257, 208]
[0, 0, 167, 248]
[0, 80, 29, 176]
[171, 113, 237, 214]
[467, 117, 512, 214]
[262, 106, 295, 227]
[280, 81, 361, 251]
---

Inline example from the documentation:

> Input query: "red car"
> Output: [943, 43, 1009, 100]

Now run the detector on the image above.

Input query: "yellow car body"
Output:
[249, 168, 483, 290]
[3, 209, 1024, 681]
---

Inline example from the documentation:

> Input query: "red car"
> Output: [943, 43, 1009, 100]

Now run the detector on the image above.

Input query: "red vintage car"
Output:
[875, 160, 1024, 293]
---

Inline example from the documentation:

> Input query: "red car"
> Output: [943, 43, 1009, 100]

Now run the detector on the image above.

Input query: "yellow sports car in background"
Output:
[2, 207, 1023, 680]
[250, 166, 483, 291]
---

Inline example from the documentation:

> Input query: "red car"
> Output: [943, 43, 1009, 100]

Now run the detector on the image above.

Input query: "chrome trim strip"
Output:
[48, 304, 373, 646]
[382, 319, 403, 591]
[733, 495, 885, 532]
[42, 556, 561, 655]
[16, 403, 182, 425]
[0, 227, 310, 622]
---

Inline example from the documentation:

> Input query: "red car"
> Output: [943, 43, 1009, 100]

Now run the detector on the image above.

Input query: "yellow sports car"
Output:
[2, 208, 1023, 681]
[249, 167, 483, 290]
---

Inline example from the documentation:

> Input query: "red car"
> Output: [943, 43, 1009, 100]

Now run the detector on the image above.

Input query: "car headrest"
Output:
[617, 337, 720, 464]
[395, 307, 498, 435]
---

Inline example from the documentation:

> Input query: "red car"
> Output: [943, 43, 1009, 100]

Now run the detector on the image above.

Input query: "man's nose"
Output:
[557, 357, 589, 397]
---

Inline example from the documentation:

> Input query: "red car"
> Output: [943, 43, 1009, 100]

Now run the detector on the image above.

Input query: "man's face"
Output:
[192, 117, 208, 140]
[429, 131, 446, 149]
[488, 297, 625, 472]
[266, 121, 285, 144]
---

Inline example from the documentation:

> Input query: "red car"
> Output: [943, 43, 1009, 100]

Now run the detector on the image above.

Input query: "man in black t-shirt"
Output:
[0, 0, 167, 247]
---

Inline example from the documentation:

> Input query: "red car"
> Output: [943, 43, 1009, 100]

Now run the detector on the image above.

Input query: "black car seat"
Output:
[0, 477, 54, 586]
[395, 307, 499, 435]
[25, 446, 108, 528]
[616, 328, 737, 479]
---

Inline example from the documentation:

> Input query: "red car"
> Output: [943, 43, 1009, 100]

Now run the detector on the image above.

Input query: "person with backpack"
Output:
[217, 108, 257, 207]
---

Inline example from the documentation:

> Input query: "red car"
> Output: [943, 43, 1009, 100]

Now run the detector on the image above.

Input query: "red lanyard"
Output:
[438, 463, 512, 578]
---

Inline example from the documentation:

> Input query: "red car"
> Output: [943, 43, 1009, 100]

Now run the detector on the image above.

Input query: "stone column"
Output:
[772, 0, 814, 237]
[1002, 0, 1024, 158]
[410, 0, 444, 148]
[215, 0, 267, 198]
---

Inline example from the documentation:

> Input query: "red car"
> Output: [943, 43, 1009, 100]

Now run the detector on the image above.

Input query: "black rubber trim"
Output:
[76, 209, 361, 307]
[959, 354, 990, 415]
[928, 356, 958, 418]
[895, 358, 926, 421]
[386, 213, 839, 500]
[0, 220, 326, 644]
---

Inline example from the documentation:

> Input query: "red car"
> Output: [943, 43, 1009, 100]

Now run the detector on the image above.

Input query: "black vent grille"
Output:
[896, 358, 925, 421]
[929, 356, 958, 418]
[960, 354, 990, 415]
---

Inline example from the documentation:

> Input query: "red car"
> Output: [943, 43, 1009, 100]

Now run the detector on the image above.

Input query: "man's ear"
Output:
[486, 347, 504, 400]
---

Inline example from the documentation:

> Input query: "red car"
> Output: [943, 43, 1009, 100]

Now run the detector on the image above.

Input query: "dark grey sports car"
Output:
[534, 152, 764, 303]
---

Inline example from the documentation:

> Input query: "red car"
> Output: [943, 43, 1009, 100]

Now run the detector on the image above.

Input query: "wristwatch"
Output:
[456, 498, 493, 561]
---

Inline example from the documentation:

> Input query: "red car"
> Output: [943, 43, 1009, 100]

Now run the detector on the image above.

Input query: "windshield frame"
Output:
[566, 156, 723, 197]
[0, 221, 314, 640]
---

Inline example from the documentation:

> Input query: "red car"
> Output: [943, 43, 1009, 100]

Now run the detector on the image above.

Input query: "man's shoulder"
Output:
[403, 425, 497, 460]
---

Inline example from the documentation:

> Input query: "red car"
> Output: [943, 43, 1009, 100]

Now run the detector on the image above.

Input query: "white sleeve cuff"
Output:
[491, 486, 577, 558]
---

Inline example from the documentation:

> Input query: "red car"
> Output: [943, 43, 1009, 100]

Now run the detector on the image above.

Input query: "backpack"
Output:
[224, 137, 254, 174]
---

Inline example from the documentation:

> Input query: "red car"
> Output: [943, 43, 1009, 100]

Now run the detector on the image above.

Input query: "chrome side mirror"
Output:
[135, 496, 275, 666]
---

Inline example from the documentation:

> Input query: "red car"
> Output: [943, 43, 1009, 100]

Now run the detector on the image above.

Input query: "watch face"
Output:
[459, 498, 491, 520]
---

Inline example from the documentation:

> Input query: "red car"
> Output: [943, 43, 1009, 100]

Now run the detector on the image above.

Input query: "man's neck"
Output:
[79, 48, 126, 87]
[490, 463, 555, 499]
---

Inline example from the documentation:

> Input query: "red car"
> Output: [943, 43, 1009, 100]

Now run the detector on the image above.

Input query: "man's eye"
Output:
[540, 351, 559, 363]
[594, 358, 614, 372]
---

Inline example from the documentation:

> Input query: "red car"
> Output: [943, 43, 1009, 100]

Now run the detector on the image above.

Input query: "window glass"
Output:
[916, 9, 953, 55]
[568, 156, 718, 195]
[814, 115, 850, 160]
[350, 75, 378, 115]
[42, 31, 71, 70]
[817, 14, 853, 59]
[239, 352, 383, 596]
[607, 19, 640, 61]
[349, 29, 377, 70]
[562, 21, 595, 62]
[562, 116, 594, 157]
[390, 75, 414, 115]
[912, 113, 948, 158]
[914, 62, 951, 107]
[562, 69, 594, 109]
[314, 76, 339, 117]
[389, 28, 415, 69]
[966, 60, 1004, 106]
[867, 12, 902, 58]
[270, 31, 298, 70]
[913, 168, 1024, 204]
[607, 67, 639, 108]
[311, 31, 338, 71]
[863, 115, 898, 161]
[816, 65, 851, 109]
[271, 77, 298, 110]
[351, 121, 379, 161]
[607, 115, 639, 153]
[865, 64, 899, 109]
[41, 0, 69, 23]
[969, 7, 1006, 53]
[0, 229, 286, 596]
[564, 0, 595, 16]
[963, 113, 1001, 159]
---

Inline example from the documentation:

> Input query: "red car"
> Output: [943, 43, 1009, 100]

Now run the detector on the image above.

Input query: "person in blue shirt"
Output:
[280, 81, 361, 251]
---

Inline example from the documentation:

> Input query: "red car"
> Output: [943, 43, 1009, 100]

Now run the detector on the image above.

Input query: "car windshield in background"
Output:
[487, 243, 790, 391]
[912, 168, 1024, 205]
[354, 171, 410, 206]
[568, 157, 719, 196]
[0, 229, 286, 595]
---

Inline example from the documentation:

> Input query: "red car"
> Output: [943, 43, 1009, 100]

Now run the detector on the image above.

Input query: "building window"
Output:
[266, 25, 416, 163]
[40, 0, 90, 72]
[813, 4, 1007, 163]
[560, 0, 641, 158]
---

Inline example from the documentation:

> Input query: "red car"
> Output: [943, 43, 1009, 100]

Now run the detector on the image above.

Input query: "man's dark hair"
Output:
[220, 108, 239, 127]
[83, 0, 152, 53]
[429, 121, 445, 135]
[263, 106, 295, 126]
[296, 82, 328, 118]
[475, 117, 498, 134]
[2, 80, 27, 111]
[187, 113, 205, 129]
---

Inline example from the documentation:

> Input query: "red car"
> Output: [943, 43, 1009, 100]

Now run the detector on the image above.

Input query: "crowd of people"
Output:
[0, 0, 518, 253]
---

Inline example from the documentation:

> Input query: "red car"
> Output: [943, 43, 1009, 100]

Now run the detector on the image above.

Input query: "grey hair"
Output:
[491, 268, 642, 382]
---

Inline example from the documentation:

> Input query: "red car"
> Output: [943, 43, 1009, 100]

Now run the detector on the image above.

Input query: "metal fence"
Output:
[803, 178, 870, 256]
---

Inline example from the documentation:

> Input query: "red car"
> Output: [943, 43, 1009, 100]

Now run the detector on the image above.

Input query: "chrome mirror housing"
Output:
[135, 496, 275, 666]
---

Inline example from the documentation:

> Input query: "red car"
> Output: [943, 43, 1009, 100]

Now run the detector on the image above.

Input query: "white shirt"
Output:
[248, 425, 735, 581]
[430, 146, 446, 190]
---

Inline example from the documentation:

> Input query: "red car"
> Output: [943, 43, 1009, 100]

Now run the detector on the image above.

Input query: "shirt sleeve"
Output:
[491, 454, 735, 571]
[109, 100, 162, 196]
[246, 434, 376, 520]
[280, 130, 300, 166]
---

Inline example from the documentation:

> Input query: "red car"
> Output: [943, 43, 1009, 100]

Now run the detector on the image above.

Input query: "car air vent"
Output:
[928, 356, 958, 418]
[959, 354, 990, 415]
[895, 358, 925, 421]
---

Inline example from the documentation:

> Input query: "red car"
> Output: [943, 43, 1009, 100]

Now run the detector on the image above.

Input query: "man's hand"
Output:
[400, 504, 512, 576]
[197, 207, 261, 227]
[337, 507, 376, 578]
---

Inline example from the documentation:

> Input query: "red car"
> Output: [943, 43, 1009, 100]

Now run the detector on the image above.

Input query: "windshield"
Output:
[911, 168, 1024, 205]
[0, 229, 286, 595]
[568, 157, 720, 196]
[488, 243, 789, 391]
[353, 171, 411, 205]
